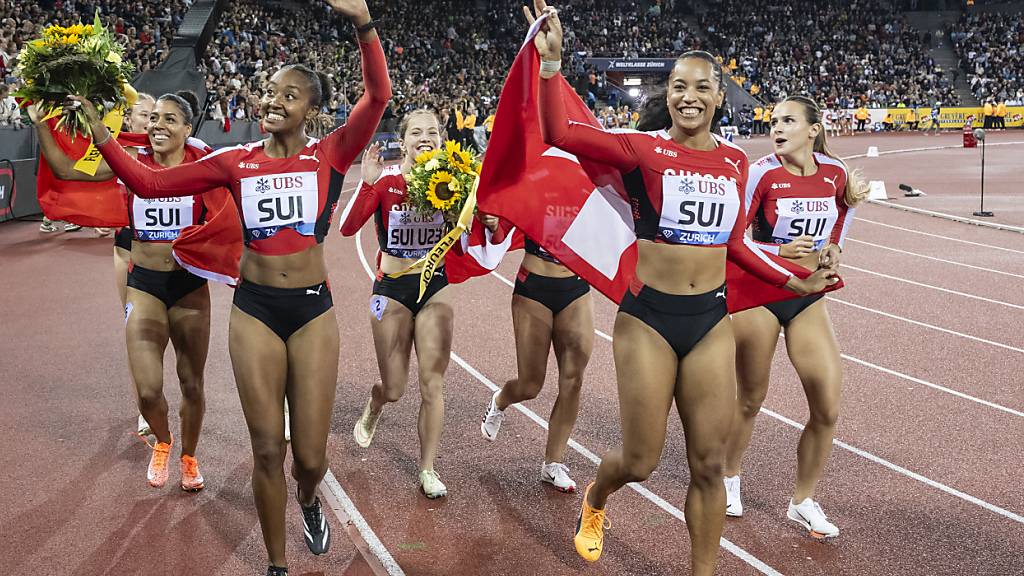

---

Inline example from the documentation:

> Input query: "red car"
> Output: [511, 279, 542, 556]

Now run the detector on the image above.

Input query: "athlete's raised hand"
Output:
[361, 141, 384, 184]
[779, 235, 814, 259]
[523, 1, 563, 64]
[325, 0, 371, 25]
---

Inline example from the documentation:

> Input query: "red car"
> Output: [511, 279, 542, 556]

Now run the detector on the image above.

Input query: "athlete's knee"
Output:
[251, 438, 286, 473]
[808, 400, 839, 429]
[418, 375, 445, 404]
[291, 450, 328, 481]
[136, 386, 165, 412]
[620, 451, 660, 484]
[688, 448, 726, 488]
[557, 372, 584, 399]
[736, 380, 769, 419]
[178, 376, 204, 402]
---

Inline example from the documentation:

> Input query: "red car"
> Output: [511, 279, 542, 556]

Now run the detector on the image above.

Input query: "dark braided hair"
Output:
[280, 64, 334, 107]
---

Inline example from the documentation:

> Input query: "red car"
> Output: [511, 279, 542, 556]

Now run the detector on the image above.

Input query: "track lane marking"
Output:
[852, 217, 1024, 255]
[825, 296, 1024, 356]
[842, 265, 1024, 311]
[844, 238, 1024, 280]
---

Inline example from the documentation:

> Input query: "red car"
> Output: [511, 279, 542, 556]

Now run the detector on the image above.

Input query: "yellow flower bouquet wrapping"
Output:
[405, 140, 482, 222]
[13, 12, 137, 138]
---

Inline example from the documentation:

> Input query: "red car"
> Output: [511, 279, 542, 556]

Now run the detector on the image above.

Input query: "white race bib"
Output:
[659, 175, 740, 245]
[240, 172, 318, 239]
[385, 209, 445, 257]
[770, 197, 838, 249]
[132, 196, 194, 241]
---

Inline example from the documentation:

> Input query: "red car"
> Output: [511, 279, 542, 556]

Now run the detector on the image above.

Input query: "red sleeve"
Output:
[320, 38, 393, 173]
[339, 179, 381, 236]
[97, 137, 230, 199]
[539, 76, 639, 172]
[727, 157, 792, 287]
[830, 169, 851, 246]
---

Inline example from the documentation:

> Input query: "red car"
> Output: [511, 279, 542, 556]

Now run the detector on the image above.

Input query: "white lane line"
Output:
[832, 349, 1024, 418]
[322, 470, 406, 576]
[842, 264, 1024, 311]
[826, 296, 1024, 355]
[761, 408, 1024, 524]
[842, 140, 1024, 160]
[844, 238, 1024, 280]
[487, 271, 1024, 522]
[866, 200, 1024, 234]
[590, 310, 1023, 418]
[365, 233, 785, 576]
[853, 217, 1024, 255]
[450, 354, 785, 576]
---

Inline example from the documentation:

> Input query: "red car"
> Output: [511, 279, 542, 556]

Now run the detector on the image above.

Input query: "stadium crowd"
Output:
[1, 0, 189, 82]
[950, 10, 1024, 104]
[2, 0, 1022, 131]
[700, 0, 960, 108]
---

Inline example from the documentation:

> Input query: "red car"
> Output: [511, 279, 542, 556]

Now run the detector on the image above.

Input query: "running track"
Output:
[2, 133, 1022, 575]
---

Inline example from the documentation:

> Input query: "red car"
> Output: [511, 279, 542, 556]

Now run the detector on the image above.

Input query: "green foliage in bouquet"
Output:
[13, 11, 136, 137]
[405, 140, 482, 221]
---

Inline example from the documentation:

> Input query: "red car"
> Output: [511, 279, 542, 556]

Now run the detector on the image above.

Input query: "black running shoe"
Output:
[300, 495, 331, 555]
[266, 566, 288, 576]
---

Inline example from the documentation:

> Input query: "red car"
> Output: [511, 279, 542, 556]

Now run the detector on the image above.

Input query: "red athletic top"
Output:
[97, 38, 392, 256]
[539, 77, 792, 286]
[340, 164, 447, 259]
[745, 153, 853, 255]
[128, 140, 210, 242]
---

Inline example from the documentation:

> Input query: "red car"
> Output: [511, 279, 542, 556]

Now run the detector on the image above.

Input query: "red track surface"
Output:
[2, 132, 1022, 575]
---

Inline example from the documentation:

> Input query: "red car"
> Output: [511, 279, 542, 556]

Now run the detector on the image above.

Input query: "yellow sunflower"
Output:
[414, 148, 442, 165]
[444, 140, 475, 173]
[425, 171, 463, 211]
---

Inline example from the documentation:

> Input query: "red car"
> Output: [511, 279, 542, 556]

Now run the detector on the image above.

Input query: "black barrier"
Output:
[0, 159, 13, 220]
[0, 159, 42, 223]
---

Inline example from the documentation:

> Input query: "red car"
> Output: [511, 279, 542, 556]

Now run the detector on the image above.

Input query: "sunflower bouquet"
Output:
[13, 11, 136, 138]
[405, 140, 482, 222]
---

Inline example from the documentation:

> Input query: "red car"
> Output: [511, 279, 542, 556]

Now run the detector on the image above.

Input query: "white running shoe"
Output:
[419, 469, 447, 499]
[724, 475, 743, 517]
[283, 400, 291, 443]
[353, 398, 381, 448]
[137, 414, 152, 437]
[787, 498, 839, 539]
[541, 462, 577, 492]
[480, 391, 504, 441]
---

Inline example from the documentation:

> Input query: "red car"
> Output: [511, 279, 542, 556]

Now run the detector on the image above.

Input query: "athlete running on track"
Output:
[524, 2, 837, 572]
[724, 95, 867, 539]
[479, 223, 594, 494]
[342, 110, 456, 499]
[80, 2, 391, 573]
[32, 92, 214, 493]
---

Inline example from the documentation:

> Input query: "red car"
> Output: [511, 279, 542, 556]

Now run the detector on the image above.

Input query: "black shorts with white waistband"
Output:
[233, 280, 334, 342]
[513, 267, 590, 315]
[763, 293, 824, 326]
[618, 279, 728, 358]
[372, 268, 449, 317]
[126, 265, 207, 309]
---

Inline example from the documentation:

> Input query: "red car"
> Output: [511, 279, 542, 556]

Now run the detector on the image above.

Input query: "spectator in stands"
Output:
[0, 82, 23, 129]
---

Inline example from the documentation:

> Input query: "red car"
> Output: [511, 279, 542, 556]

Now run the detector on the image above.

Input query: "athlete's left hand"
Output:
[325, 0, 371, 25]
[479, 213, 499, 234]
[818, 243, 841, 269]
